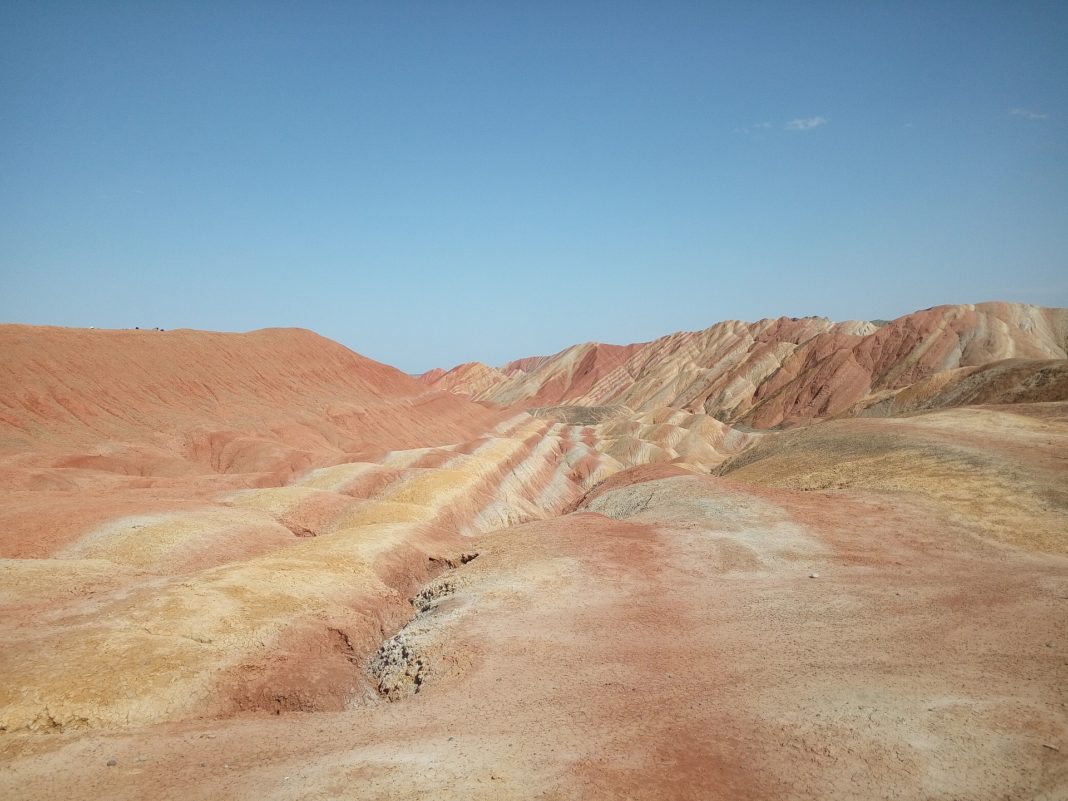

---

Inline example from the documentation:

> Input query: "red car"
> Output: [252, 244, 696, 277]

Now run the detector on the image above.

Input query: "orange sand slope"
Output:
[0, 325, 504, 485]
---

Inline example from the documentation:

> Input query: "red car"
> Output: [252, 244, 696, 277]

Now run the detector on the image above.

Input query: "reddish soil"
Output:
[3, 469, 1065, 800]
[0, 324, 509, 556]
[2, 319, 1066, 800]
[422, 302, 1068, 427]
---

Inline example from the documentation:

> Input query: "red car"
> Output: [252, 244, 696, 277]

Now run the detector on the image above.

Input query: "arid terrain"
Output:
[1, 301, 1067, 800]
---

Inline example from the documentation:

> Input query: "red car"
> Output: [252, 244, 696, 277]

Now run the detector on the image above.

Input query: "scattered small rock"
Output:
[370, 633, 426, 700]
[809, 573, 819, 579]
[428, 552, 479, 569]
[106, 758, 118, 767]
[412, 579, 456, 613]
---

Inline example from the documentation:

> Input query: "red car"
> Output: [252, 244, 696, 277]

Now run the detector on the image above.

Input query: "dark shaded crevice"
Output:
[367, 551, 479, 700]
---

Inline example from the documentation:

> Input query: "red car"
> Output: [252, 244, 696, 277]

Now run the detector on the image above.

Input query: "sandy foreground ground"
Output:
[3, 456, 1066, 800]
[1, 325, 1066, 800]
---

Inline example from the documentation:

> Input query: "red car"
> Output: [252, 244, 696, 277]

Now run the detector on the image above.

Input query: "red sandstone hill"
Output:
[0, 325, 505, 473]
[421, 302, 1068, 427]
[0, 325, 509, 557]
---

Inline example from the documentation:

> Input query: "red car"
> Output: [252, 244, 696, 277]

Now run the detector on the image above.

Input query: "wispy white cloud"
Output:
[1010, 108, 1048, 120]
[785, 116, 827, 131]
[735, 117, 828, 135]
[734, 121, 774, 134]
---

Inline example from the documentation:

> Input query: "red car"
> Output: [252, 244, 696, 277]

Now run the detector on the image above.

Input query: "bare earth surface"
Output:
[4, 462, 1066, 800]
[422, 302, 1068, 427]
[2, 312, 1067, 800]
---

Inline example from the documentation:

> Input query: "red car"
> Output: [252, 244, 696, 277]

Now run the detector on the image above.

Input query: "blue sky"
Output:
[2, 2, 1066, 372]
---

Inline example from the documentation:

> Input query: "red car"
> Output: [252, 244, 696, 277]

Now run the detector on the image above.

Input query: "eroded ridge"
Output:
[1, 315, 1067, 801]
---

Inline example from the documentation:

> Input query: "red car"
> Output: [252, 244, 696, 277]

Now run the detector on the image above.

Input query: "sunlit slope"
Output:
[0, 325, 507, 485]
[424, 302, 1068, 427]
[0, 322, 755, 732]
[716, 402, 1068, 554]
[3, 317, 1064, 742]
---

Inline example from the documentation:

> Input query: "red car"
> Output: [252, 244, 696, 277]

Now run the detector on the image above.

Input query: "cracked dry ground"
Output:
[4, 404, 1068, 800]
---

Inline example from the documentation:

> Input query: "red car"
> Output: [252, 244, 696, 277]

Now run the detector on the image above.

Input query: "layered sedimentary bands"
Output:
[422, 301, 1068, 427]
[2, 302, 1067, 801]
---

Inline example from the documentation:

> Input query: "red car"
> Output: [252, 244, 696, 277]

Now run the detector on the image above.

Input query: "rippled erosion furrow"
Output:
[2, 391, 1067, 800]
[0, 405, 753, 732]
